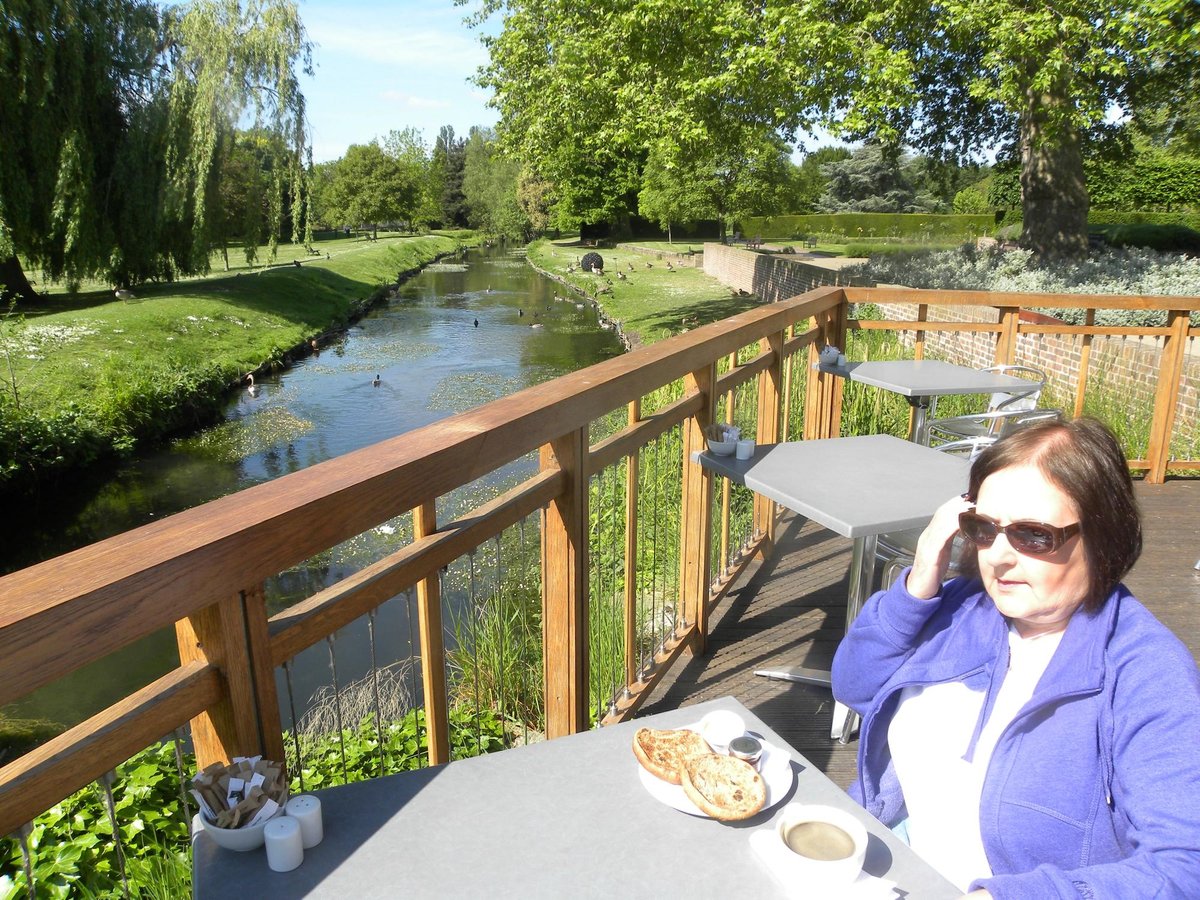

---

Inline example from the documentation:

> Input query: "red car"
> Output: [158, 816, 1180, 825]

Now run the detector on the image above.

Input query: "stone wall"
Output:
[701, 244, 1198, 436]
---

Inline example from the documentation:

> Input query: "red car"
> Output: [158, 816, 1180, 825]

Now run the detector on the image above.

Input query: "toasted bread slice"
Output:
[632, 727, 711, 785]
[680, 753, 767, 821]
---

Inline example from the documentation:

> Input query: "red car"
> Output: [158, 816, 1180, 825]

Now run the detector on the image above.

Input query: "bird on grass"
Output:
[616, 271, 627, 281]
[114, 288, 136, 301]
[627, 262, 634, 271]
[645, 261, 653, 268]
[665, 260, 674, 270]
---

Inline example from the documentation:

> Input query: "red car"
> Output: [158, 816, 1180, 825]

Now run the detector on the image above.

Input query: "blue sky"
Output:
[299, 0, 499, 162]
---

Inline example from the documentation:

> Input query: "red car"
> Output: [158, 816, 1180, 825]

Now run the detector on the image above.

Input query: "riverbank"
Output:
[525, 239, 759, 349]
[0, 232, 479, 494]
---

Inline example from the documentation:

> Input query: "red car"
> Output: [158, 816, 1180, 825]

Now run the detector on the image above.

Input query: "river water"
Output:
[4, 246, 624, 731]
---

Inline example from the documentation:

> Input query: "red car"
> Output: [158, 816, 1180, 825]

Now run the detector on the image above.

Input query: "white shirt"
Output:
[888, 624, 1064, 890]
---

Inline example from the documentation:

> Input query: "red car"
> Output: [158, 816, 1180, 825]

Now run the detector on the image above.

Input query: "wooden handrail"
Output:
[2, 283, 1198, 839]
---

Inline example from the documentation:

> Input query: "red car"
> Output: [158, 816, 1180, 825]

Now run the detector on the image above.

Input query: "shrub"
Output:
[738, 213, 995, 242]
[1091, 223, 1200, 253]
[848, 246, 1200, 326]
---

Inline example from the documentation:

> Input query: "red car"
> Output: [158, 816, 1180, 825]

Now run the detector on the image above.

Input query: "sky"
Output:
[299, 0, 499, 163]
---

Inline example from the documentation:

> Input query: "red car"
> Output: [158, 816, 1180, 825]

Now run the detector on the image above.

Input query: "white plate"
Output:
[637, 724, 795, 818]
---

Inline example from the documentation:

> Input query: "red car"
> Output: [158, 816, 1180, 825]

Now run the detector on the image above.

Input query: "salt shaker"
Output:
[285, 794, 324, 849]
[264, 815, 304, 872]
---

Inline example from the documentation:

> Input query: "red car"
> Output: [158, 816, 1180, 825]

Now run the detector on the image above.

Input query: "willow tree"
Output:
[0, 0, 311, 302]
[471, 0, 1199, 257]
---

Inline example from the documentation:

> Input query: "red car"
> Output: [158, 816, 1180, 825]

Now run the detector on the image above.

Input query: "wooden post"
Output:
[914, 303, 928, 360]
[414, 501, 450, 764]
[1145, 310, 1190, 484]
[995, 307, 1020, 365]
[623, 401, 640, 691]
[1073, 309, 1095, 419]
[541, 427, 589, 737]
[679, 364, 716, 655]
[175, 589, 279, 769]
[754, 331, 784, 554]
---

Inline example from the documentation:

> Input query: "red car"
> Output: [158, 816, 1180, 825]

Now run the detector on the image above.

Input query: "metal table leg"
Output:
[755, 533, 879, 744]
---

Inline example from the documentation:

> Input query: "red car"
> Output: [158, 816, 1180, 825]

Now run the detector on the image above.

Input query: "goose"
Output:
[645, 262, 653, 268]
[617, 271, 627, 280]
[474, 318, 479, 327]
[627, 262, 634, 271]
[114, 288, 136, 301]
[519, 309, 524, 317]
[530, 323, 544, 329]
[372, 374, 381, 387]
[665, 260, 674, 270]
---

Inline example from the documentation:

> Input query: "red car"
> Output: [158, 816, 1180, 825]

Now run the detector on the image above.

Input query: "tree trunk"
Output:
[0, 256, 38, 304]
[1019, 89, 1089, 259]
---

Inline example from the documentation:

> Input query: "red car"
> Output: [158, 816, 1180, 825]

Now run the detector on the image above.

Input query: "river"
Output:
[3, 246, 624, 732]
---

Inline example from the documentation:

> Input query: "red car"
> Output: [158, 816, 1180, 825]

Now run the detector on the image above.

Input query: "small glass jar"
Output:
[728, 735, 763, 768]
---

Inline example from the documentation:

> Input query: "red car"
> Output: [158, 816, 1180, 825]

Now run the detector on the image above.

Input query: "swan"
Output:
[245, 373, 259, 396]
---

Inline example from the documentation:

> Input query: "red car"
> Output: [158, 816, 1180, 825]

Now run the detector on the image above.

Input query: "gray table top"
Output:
[819, 359, 1030, 399]
[192, 696, 957, 898]
[696, 435, 970, 538]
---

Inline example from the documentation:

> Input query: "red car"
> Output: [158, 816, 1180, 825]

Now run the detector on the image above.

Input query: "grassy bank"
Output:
[0, 232, 477, 492]
[526, 238, 759, 347]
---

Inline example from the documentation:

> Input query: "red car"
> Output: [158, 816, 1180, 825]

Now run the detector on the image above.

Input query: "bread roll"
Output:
[680, 753, 767, 821]
[632, 727, 711, 785]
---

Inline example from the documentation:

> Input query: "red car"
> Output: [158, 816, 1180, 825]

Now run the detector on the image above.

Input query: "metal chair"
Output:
[873, 438, 992, 591]
[924, 406, 1063, 446]
[922, 364, 1048, 443]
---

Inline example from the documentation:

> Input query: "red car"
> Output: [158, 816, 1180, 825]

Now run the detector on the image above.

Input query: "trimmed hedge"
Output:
[739, 213, 996, 241]
[1090, 223, 1200, 253]
[1088, 209, 1200, 232]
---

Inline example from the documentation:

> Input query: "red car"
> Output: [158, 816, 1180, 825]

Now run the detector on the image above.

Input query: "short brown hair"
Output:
[964, 417, 1142, 611]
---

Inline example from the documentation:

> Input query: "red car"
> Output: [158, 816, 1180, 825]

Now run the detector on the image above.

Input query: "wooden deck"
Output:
[638, 480, 1200, 790]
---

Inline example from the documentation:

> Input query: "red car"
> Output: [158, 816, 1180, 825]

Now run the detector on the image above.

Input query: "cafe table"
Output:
[192, 696, 958, 899]
[695, 435, 970, 741]
[817, 359, 1032, 442]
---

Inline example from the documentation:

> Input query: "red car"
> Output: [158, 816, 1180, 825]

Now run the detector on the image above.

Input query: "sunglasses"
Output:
[958, 510, 1081, 556]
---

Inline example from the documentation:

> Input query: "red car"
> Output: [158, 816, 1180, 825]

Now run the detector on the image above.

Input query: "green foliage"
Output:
[1087, 209, 1200, 231]
[0, 0, 312, 297]
[462, 128, 529, 239]
[323, 141, 420, 233]
[740, 213, 994, 242]
[291, 707, 508, 791]
[1091, 224, 1200, 253]
[817, 146, 940, 214]
[1087, 153, 1200, 213]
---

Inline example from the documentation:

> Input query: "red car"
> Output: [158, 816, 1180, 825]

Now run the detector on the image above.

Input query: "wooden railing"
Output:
[1, 286, 1197, 840]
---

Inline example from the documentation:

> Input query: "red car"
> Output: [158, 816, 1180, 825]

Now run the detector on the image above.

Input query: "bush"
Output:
[1091, 224, 1200, 253]
[739, 213, 995, 242]
[848, 245, 1200, 326]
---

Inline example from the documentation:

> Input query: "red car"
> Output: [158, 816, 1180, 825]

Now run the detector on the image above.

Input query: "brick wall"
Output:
[702, 244, 1199, 436]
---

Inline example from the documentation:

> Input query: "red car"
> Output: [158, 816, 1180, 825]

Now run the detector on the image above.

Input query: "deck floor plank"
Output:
[638, 480, 1200, 790]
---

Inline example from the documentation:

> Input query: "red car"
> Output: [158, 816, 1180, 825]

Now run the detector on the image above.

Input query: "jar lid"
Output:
[728, 735, 763, 761]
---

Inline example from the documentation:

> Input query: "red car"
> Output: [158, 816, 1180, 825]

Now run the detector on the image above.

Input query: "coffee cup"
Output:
[819, 345, 840, 366]
[774, 803, 867, 886]
[735, 439, 755, 460]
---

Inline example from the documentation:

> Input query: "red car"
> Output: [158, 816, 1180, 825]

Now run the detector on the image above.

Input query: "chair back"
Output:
[995, 407, 1063, 437]
[983, 365, 1047, 412]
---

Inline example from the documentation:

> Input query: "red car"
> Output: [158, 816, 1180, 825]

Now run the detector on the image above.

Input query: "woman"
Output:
[832, 417, 1200, 898]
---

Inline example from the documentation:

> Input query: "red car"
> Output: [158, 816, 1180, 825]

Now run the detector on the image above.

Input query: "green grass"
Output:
[526, 238, 760, 347]
[615, 238, 710, 255]
[0, 232, 479, 489]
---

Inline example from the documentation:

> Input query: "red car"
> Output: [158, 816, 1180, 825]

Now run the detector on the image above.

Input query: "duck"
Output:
[372, 374, 381, 387]
[474, 318, 479, 327]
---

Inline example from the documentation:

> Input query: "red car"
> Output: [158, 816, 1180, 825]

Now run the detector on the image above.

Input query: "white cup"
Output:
[774, 803, 867, 887]
[837, 353, 847, 367]
[736, 439, 755, 460]
[698, 709, 746, 753]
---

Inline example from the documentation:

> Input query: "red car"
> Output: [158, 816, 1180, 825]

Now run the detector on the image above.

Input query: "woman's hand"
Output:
[906, 493, 974, 600]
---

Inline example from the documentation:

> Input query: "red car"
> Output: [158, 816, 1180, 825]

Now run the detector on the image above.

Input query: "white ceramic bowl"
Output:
[698, 709, 746, 752]
[707, 437, 737, 456]
[197, 798, 287, 852]
[774, 803, 868, 886]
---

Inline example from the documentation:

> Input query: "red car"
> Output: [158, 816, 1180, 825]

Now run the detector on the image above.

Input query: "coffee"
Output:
[783, 820, 856, 861]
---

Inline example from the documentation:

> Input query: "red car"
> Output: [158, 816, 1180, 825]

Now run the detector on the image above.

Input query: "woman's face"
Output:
[974, 464, 1090, 638]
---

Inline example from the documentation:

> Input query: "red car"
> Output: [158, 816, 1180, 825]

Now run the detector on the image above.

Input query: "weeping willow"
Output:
[0, 0, 312, 299]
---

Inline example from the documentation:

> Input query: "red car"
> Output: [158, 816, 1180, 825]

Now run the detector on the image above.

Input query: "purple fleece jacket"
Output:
[831, 571, 1200, 899]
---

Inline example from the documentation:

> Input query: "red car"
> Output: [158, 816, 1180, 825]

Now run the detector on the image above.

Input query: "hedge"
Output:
[738, 213, 997, 241]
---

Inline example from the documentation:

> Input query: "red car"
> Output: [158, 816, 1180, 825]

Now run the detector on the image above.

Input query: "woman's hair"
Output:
[964, 417, 1142, 611]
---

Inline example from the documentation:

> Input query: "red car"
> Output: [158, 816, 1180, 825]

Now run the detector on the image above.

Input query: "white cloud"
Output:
[379, 90, 452, 110]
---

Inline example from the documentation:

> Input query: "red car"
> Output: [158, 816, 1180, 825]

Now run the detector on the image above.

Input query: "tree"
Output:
[638, 143, 714, 243]
[0, 0, 311, 302]
[792, 147, 853, 213]
[323, 142, 414, 238]
[383, 127, 431, 229]
[462, 128, 528, 238]
[818, 146, 942, 213]
[472, 0, 1200, 257]
[432, 126, 469, 228]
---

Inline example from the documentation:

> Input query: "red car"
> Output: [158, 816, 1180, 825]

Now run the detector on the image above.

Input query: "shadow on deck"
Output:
[638, 480, 1200, 790]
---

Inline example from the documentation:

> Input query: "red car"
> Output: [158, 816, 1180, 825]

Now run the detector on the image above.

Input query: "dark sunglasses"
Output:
[958, 510, 1081, 556]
